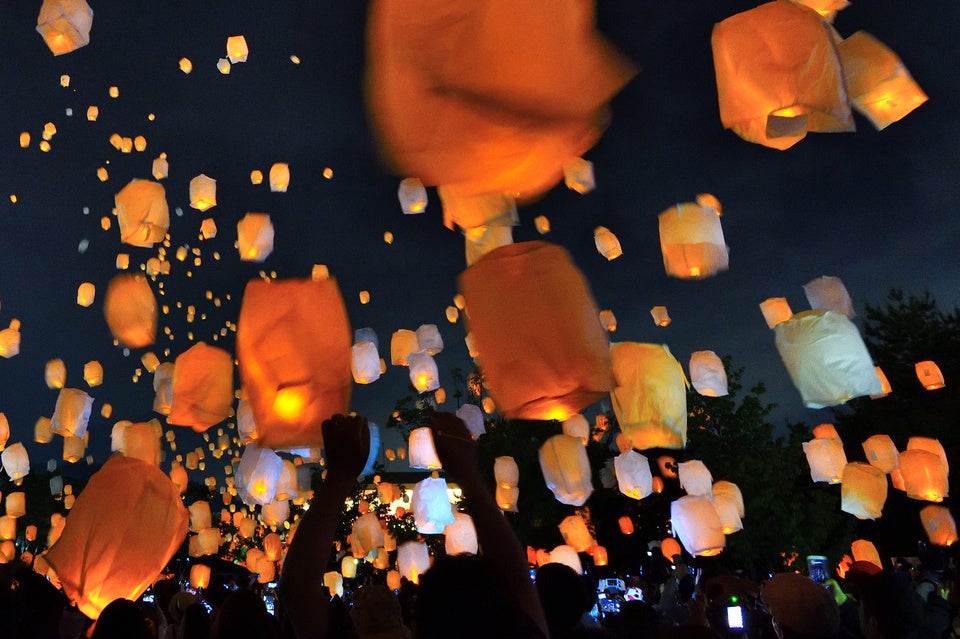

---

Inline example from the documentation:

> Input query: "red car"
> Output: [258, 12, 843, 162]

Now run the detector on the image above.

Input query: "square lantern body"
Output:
[458, 241, 613, 420]
[712, 495, 743, 534]
[915, 361, 946, 390]
[411, 477, 456, 534]
[803, 276, 856, 318]
[538, 434, 593, 506]
[51, 388, 94, 439]
[237, 278, 352, 449]
[760, 297, 793, 329]
[189, 174, 217, 211]
[841, 462, 888, 520]
[444, 513, 479, 555]
[614, 450, 652, 500]
[774, 310, 881, 408]
[351, 512, 384, 558]
[398, 178, 428, 214]
[671, 496, 726, 557]
[103, 274, 158, 349]
[711, 0, 853, 150]
[689, 351, 728, 397]
[237, 213, 275, 262]
[803, 437, 847, 484]
[559, 515, 594, 552]
[415, 324, 444, 355]
[679, 460, 714, 497]
[921, 506, 957, 547]
[115, 180, 169, 247]
[44, 455, 188, 620]
[610, 342, 688, 450]
[658, 203, 728, 279]
[899, 449, 948, 502]
[837, 31, 928, 131]
[169, 343, 234, 432]
[862, 434, 899, 474]
[37, 0, 93, 56]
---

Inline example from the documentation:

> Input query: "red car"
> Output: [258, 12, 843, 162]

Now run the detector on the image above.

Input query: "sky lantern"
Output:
[671, 496, 725, 557]
[610, 342, 688, 450]
[774, 310, 881, 408]
[6, 493, 25, 518]
[189, 502, 212, 531]
[152, 363, 174, 415]
[711, 494, 743, 535]
[614, 449, 652, 500]
[83, 361, 103, 387]
[398, 178, 427, 214]
[407, 351, 440, 393]
[390, 330, 419, 366]
[599, 309, 617, 332]
[411, 477, 456, 534]
[689, 351, 728, 397]
[37, 0, 93, 56]
[398, 541, 430, 585]
[841, 462, 887, 520]
[237, 277, 352, 449]
[189, 174, 217, 211]
[438, 190, 518, 236]
[920, 506, 957, 547]
[563, 158, 595, 194]
[494, 456, 519, 511]
[408, 427, 441, 470]
[803, 437, 847, 484]
[539, 434, 594, 506]
[35, 418, 53, 444]
[236, 443, 282, 507]
[458, 241, 613, 421]
[103, 274, 158, 349]
[803, 276, 856, 318]
[190, 564, 211, 591]
[463, 222, 515, 267]
[444, 513, 478, 555]
[562, 414, 590, 445]
[850, 539, 883, 570]
[200, 218, 217, 239]
[679, 460, 714, 497]
[269, 163, 290, 192]
[548, 546, 583, 574]
[236, 213, 275, 262]
[658, 201, 729, 279]
[618, 516, 634, 535]
[812, 423, 841, 440]
[415, 324, 443, 355]
[51, 388, 93, 438]
[124, 421, 161, 466]
[456, 403, 485, 440]
[351, 341, 381, 384]
[62, 436, 85, 463]
[871, 366, 893, 398]
[760, 297, 793, 329]
[594, 227, 622, 260]
[115, 179, 169, 247]
[351, 512, 384, 558]
[0, 414, 7, 450]
[862, 434, 899, 474]
[366, 0, 635, 203]
[915, 361, 945, 390]
[559, 515, 594, 552]
[45, 359, 66, 389]
[0, 327, 19, 358]
[650, 306, 671, 327]
[711, 0, 853, 150]
[168, 342, 234, 431]
[226, 35, 249, 63]
[76, 282, 95, 307]
[44, 455, 188, 620]
[713, 481, 745, 518]
[837, 31, 928, 130]
[907, 437, 949, 475]
[169, 463, 187, 495]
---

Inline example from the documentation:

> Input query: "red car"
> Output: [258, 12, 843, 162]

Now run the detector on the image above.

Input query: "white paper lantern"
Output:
[539, 434, 593, 506]
[679, 460, 714, 497]
[456, 404, 485, 439]
[408, 427, 442, 470]
[671, 495, 725, 557]
[594, 226, 622, 260]
[712, 481, 744, 518]
[397, 541, 431, 584]
[236, 444, 282, 506]
[802, 438, 847, 484]
[50, 388, 94, 438]
[411, 477, 455, 534]
[803, 276, 855, 318]
[711, 494, 743, 534]
[237, 213, 275, 262]
[351, 512, 385, 558]
[558, 515, 594, 552]
[415, 324, 444, 355]
[689, 351, 728, 397]
[561, 414, 590, 445]
[563, 158, 595, 194]
[352, 342, 381, 384]
[548, 545, 583, 574]
[398, 178, 428, 214]
[614, 450, 652, 500]
[37, 0, 94, 56]
[407, 350, 440, 393]
[658, 202, 728, 279]
[444, 513, 479, 555]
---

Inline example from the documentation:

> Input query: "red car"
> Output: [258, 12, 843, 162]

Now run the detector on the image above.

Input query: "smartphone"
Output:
[807, 555, 829, 583]
[264, 595, 276, 616]
[727, 605, 744, 630]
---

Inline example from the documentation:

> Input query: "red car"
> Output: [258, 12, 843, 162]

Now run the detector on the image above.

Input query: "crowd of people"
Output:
[2, 412, 958, 639]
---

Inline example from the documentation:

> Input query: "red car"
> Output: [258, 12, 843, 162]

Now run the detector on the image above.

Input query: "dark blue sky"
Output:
[1, 1, 958, 477]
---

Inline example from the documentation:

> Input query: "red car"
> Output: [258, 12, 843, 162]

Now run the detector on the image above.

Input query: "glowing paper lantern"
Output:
[341, 556, 357, 579]
[661, 538, 683, 562]
[351, 512, 384, 558]
[650, 306, 671, 327]
[115, 180, 169, 247]
[444, 513, 478, 555]
[562, 414, 590, 445]
[457, 404, 485, 439]
[774, 310, 881, 408]
[189, 174, 217, 211]
[103, 274, 158, 349]
[0, 327, 19, 359]
[711, 0, 853, 150]
[168, 342, 233, 431]
[849, 539, 883, 571]
[610, 342, 688, 450]
[920, 506, 957, 547]
[323, 572, 343, 598]
[50, 388, 93, 439]
[539, 434, 593, 506]
[803, 437, 847, 484]
[907, 437, 949, 475]
[397, 541, 430, 585]
[813, 423, 841, 441]
[398, 178, 428, 214]
[0, 415, 7, 450]
[411, 477, 455, 534]
[390, 330, 419, 366]
[189, 502, 212, 531]
[152, 363, 174, 415]
[594, 227, 622, 260]
[841, 463, 887, 520]
[35, 418, 53, 444]
[614, 450, 652, 500]
[599, 310, 617, 332]
[618, 517, 634, 535]
[836, 31, 928, 131]
[548, 545, 583, 574]
[83, 361, 103, 387]
[124, 421, 161, 466]
[5, 493, 25, 518]
[899, 450, 948, 502]
[658, 202, 729, 279]
[237, 277, 352, 449]
[190, 564, 211, 590]
[269, 163, 290, 192]
[415, 324, 444, 355]
[711, 493, 743, 534]
[915, 361, 945, 390]
[236, 213, 275, 262]
[712, 481, 745, 518]
[37, 0, 93, 56]
[63, 436, 84, 463]
[458, 241, 613, 420]
[558, 515, 594, 552]
[408, 351, 440, 393]
[0, 517, 15, 541]
[44, 455, 188, 620]
[563, 158, 595, 194]
[671, 496, 725, 557]
[236, 444, 282, 506]
[276, 460, 297, 501]
[195, 528, 221, 556]
[679, 460, 714, 497]
[45, 359, 66, 389]
[871, 366, 892, 398]
[77, 282, 95, 307]
[803, 276, 855, 318]
[408, 427, 441, 470]
[226, 35, 248, 63]
[862, 435, 899, 474]
[689, 351, 728, 397]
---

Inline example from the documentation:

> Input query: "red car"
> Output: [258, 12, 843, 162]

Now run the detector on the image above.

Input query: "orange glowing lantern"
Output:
[862, 434, 899, 474]
[671, 496, 725, 557]
[559, 515, 594, 552]
[124, 421, 161, 467]
[103, 274, 158, 349]
[594, 227, 623, 261]
[407, 351, 440, 393]
[907, 437, 949, 475]
[920, 506, 957, 547]
[45, 359, 66, 389]
[812, 423, 841, 441]
[898, 449, 948, 502]
[661, 537, 683, 562]
[760, 297, 793, 329]
[653, 477, 665, 493]
[841, 463, 888, 520]
[851, 539, 883, 570]
[803, 437, 847, 484]
[168, 342, 234, 432]
[871, 366, 892, 398]
[610, 342, 688, 450]
[618, 516, 634, 535]
[397, 541, 430, 585]
[236, 213, 274, 262]
[115, 179, 169, 247]
[658, 202, 729, 279]
[189, 174, 217, 211]
[398, 178, 428, 214]
[269, 164, 290, 192]
[37, 0, 93, 56]
[650, 306, 671, 327]
[190, 564, 211, 590]
[51, 388, 93, 438]
[915, 361, 946, 390]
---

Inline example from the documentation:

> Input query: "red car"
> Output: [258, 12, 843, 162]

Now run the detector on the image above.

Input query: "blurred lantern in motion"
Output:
[51, 388, 93, 438]
[650, 306, 671, 327]
[44, 455, 188, 620]
[236, 213, 275, 262]
[614, 450, 653, 500]
[237, 278, 352, 449]
[671, 496, 725, 557]
[759, 297, 793, 329]
[837, 31, 927, 130]
[610, 342, 688, 450]
[774, 310, 881, 408]
[444, 513, 478, 555]
[37, 0, 93, 56]
[594, 227, 622, 261]
[558, 515, 594, 552]
[168, 342, 234, 432]
[189, 502, 212, 531]
[803, 276, 855, 318]
[115, 180, 169, 247]
[0, 326, 19, 359]
[841, 462, 888, 520]
[398, 178, 427, 214]
[411, 477, 455, 534]
[862, 434, 899, 474]
[236, 443, 282, 506]
[711, 0, 853, 149]
[915, 361, 945, 390]
[397, 541, 430, 584]
[539, 434, 594, 506]
[458, 242, 613, 420]
[269, 163, 290, 192]
[658, 200, 729, 279]
[921, 506, 957, 547]
[189, 174, 217, 211]
[365, 0, 635, 202]
[563, 158, 596, 194]
[803, 437, 847, 484]
[152, 363, 174, 415]
[689, 351, 728, 397]
[103, 274, 158, 348]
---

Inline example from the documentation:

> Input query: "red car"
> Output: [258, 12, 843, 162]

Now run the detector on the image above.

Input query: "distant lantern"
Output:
[594, 227, 622, 261]
[457, 403, 485, 439]
[5, 493, 25, 518]
[408, 427, 441, 470]
[77, 282, 96, 307]
[226, 35, 249, 63]
[408, 351, 440, 393]
[200, 218, 217, 239]
[899, 450, 949, 502]
[398, 178, 428, 214]
[712, 484, 742, 516]
[63, 436, 84, 463]
[411, 477, 455, 534]
[760, 297, 793, 329]
[236, 444, 282, 506]
[871, 366, 892, 398]
[671, 496, 725, 557]
[0, 518, 15, 542]
[548, 545, 583, 574]
[679, 460, 714, 497]
[250, 170, 263, 185]
[168, 342, 234, 432]
[813, 423, 841, 441]
[915, 361, 945, 390]
[836, 31, 928, 131]
[44, 455, 189, 620]
[190, 564, 211, 590]
[189, 174, 217, 211]
[386, 571, 402, 590]
[658, 201, 728, 279]
[51, 388, 93, 438]
[711, 0, 852, 149]
[217, 58, 231, 74]
[179, 58, 192, 74]
[152, 155, 168, 180]
[614, 450, 653, 500]
[152, 363, 175, 415]
[539, 434, 593, 506]
[862, 435, 899, 474]
[711, 494, 743, 535]
[398, 541, 430, 585]
[563, 158, 596, 194]
[920, 506, 957, 547]
[851, 539, 883, 570]
[610, 342, 688, 450]
[689, 351, 728, 397]
[351, 513, 384, 558]
[83, 361, 103, 387]
[803, 276, 856, 318]
[37, 0, 93, 56]
[352, 341, 381, 384]
[559, 515, 594, 552]
[618, 516, 634, 535]
[104, 274, 158, 349]
[444, 513, 479, 555]
[650, 306, 671, 327]
[35, 418, 53, 444]
[237, 277, 352, 449]
[841, 462, 888, 520]
[661, 537, 683, 561]
[458, 241, 613, 421]
[45, 359, 67, 389]
[390, 330, 420, 366]
[535, 216, 551, 234]
[415, 324, 443, 355]
[0, 328, 19, 359]
[115, 179, 169, 247]
[803, 437, 847, 484]
[189, 502, 212, 531]
[445, 306, 459, 323]
[169, 463, 187, 495]
[358, 290, 370, 304]
[269, 163, 290, 192]
[774, 310, 881, 408]
[599, 310, 617, 332]
[236, 213, 274, 262]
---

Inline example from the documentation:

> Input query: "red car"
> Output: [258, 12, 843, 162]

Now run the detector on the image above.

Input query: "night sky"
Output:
[1, 1, 958, 479]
